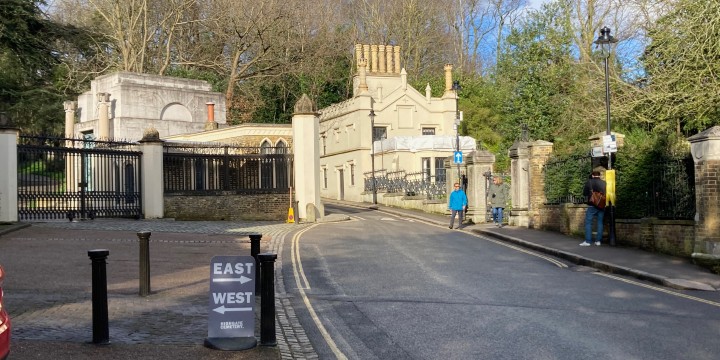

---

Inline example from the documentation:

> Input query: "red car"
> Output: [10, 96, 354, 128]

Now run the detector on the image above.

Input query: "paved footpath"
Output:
[0, 218, 321, 360]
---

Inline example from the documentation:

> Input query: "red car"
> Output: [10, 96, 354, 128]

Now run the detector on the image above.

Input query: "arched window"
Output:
[261, 140, 272, 154]
[276, 140, 287, 154]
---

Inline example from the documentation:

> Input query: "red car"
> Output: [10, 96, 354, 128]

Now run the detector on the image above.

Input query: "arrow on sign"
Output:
[213, 305, 253, 314]
[212, 276, 252, 284]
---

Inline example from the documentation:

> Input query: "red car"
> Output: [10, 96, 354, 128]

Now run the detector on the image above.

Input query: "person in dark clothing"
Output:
[581, 170, 606, 246]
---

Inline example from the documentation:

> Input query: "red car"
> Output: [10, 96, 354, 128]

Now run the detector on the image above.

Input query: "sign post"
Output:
[204, 255, 257, 350]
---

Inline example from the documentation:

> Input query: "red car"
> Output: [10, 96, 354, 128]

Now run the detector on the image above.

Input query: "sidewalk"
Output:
[0, 219, 313, 360]
[325, 199, 720, 292]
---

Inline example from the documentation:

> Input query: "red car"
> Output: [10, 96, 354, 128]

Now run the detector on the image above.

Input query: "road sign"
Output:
[603, 134, 617, 153]
[454, 151, 463, 164]
[205, 255, 256, 350]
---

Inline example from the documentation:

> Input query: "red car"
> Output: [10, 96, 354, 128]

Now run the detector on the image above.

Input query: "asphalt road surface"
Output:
[281, 204, 720, 360]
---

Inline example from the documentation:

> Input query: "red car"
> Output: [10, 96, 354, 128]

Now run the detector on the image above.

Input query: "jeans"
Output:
[584, 206, 605, 243]
[492, 207, 504, 224]
[449, 209, 464, 228]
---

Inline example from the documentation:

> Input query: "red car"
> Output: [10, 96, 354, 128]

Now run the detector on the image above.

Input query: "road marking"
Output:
[291, 226, 349, 360]
[594, 273, 720, 308]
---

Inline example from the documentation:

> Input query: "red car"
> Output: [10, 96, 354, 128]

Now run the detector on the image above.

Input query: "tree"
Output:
[0, 0, 90, 132]
[633, 0, 720, 135]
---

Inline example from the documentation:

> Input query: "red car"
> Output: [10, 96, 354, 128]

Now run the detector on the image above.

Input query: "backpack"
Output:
[590, 189, 606, 209]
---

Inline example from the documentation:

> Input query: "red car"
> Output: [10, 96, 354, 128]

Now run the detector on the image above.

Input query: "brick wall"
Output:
[164, 193, 290, 221]
[695, 160, 720, 254]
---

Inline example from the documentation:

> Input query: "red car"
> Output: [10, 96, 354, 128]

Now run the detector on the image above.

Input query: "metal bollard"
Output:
[88, 249, 110, 345]
[250, 233, 262, 295]
[137, 231, 151, 296]
[258, 252, 277, 346]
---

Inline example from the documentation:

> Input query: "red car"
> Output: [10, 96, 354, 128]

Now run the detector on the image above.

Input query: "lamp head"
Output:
[451, 80, 462, 92]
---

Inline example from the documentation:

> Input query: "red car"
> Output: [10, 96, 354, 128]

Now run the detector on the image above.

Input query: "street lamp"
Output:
[594, 25, 618, 245]
[451, 80, 462, 182]
[369, 109, 377, 205]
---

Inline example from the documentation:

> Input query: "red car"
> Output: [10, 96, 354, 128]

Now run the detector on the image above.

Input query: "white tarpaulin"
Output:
[374, 136, 476, 153]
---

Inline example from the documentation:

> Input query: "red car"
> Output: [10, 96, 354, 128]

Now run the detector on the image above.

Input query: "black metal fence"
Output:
[543, 155, 593, 205]
[615, 157, 695, 220]
[163, 143, 292, 193]
[18, 135, 142, 220]
[542, 153, 695, 220]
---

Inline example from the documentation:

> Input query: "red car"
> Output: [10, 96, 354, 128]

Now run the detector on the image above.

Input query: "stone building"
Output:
[63, 44, 477, 210]
[68, 72, 227, 141]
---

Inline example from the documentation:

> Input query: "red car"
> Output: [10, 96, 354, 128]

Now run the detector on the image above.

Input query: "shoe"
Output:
[595, 241, 601, 246]
[498, 224, 504, 228]
[449, 226, 453, 229]
[579, 242, 591, 246]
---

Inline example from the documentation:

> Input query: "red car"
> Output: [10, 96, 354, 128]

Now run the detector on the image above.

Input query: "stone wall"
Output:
[538, 204, 697, 257]
[164, 193, 289, 221]
[379, 193, 448, 214]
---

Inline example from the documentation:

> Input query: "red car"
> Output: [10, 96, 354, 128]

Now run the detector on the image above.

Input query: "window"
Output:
[261, 140, 272, 154]
[350, 163, 355, 186]
[422, 127, 435, 135]
[323, 168, 328, 188]
[422, 157, 431, 181]
[435, 157, 446, 183]
[321, 134, 326, 155]
[276, 140, 287, 154]
[372, 127, 387, 142]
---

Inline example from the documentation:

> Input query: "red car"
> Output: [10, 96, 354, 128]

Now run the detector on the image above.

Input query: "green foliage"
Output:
[637, 0, 720, 135]
[0, 0, 93, 132]
[544, 130, 695, 220]
[613, 130, 694, 219]
[543, 147, 591, 204]
[491, 0, 592, 161]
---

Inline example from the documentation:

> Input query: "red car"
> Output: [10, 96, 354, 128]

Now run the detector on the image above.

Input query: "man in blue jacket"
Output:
[448, 182, 468, 229]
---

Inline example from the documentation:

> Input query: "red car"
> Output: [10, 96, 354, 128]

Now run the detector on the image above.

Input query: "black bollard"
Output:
[250, 233, 262, 294]
[88, 249, 110, 345]
[137, 231, 151, 296]
[258, 252, 277, 346]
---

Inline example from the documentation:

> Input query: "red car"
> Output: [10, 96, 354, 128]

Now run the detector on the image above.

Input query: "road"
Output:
[281, 204, 720, 360]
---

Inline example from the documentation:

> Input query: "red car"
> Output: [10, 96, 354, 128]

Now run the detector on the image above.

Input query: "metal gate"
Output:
[17, 135, 142, 221]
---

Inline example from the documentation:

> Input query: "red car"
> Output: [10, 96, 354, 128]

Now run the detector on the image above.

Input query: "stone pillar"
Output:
[443, 64, 453, 97]
[64, 100, 77, 138]
[386, 45, 393, 74]
[689, 126, 720, 256]
[508, 140, 530, 227]
[292, 94, 323, 221]
[205, 102, 218, 130]
[394, 46, 401, 74]
[466, 150, 496, 224]
[378, 45, 386, 73]
[64, 101, 78, 193]
[0, 127, 19, 222]
[97, 92, 110, 140]
[527, 141, 554, 229]
[358, 59, 369, 93]
[138, 128, 165, 219]
[370, 45, 378, 73]
[355, 44, 363, 70]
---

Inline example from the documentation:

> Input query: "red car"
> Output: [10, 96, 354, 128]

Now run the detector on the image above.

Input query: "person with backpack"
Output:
[581, 170, 606, 246]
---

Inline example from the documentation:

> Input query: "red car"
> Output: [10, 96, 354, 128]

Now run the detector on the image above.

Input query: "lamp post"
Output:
[451, 80, 462, 182]
[369, 109, 377, 205]
[594, 26, 618, 246]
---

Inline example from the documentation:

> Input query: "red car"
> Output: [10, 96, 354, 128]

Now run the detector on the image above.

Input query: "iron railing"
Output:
[364, 169, 447, 200]
[163, 143, 292, 193]
[18, 135, 142, 220]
